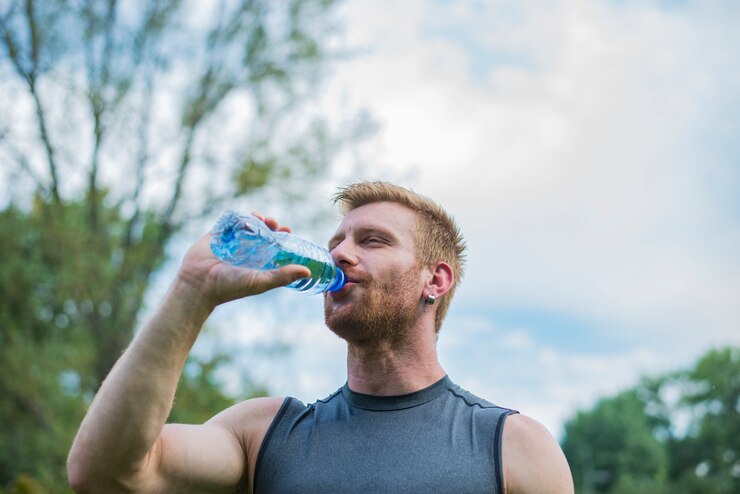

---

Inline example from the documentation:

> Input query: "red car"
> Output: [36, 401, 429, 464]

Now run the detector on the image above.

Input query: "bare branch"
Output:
[0, 0, 63, 204]
[24, 0, 38, 80]
[81, 0, 109, 227]
[160, 42, 222, 230]
[121, 68, 155, 250]
[28, 79, 61, 204]
[0, 5, 32, 85]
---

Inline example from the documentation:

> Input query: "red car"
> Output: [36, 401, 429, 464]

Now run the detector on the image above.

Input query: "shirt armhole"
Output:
[253, 396, 293, 489]
[495, 410, 518, 494]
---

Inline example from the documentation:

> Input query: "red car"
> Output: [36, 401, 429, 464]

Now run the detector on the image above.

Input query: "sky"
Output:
[1, 0, 737, 445]
[179, 0, 740, 439]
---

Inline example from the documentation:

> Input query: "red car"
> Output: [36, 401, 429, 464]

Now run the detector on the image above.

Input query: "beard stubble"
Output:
[324, 264, 423, 346]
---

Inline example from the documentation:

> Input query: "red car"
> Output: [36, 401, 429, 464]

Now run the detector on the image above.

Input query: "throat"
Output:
[345, 335, 445, 396]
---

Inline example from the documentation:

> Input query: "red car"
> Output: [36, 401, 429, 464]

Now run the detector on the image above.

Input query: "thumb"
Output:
[263, 265, 312, 290]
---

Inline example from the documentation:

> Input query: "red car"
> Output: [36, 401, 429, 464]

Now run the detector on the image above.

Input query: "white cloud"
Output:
[324, 0, 740, 345]
[438, 314, 675, 438]
[146, 0, 739, 436]
[305, 0, 740, 431]
[206, 292, 347, 403]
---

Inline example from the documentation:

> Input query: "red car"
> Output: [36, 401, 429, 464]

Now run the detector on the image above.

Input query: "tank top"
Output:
[254, 375, 517, 493]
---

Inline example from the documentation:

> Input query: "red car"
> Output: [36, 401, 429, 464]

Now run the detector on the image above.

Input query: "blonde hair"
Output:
[333, 181, 466, 332]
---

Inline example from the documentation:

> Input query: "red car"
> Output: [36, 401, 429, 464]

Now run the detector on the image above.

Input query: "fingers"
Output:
[251, 211, 293, 233]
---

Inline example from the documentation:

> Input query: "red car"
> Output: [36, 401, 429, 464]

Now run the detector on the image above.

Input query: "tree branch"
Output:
[6, 0, 62, 204]
[28, 72, 61, 205]
[122, 67, 155, 250]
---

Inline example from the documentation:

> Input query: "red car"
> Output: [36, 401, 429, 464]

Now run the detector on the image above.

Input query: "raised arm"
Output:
[67, 223, 310, 494]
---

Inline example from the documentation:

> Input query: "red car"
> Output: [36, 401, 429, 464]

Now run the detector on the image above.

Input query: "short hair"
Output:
[333, 181, 466, 332]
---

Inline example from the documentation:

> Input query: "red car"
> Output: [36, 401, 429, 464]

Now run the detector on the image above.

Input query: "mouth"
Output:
[327, 276, 363, 300]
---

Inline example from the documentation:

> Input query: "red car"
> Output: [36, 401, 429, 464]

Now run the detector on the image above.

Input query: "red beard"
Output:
[324, 264, 423, 346]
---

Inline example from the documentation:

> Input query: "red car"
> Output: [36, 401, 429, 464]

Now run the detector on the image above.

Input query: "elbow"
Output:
[67, 461, 87, 493]
[67, 444, 105, 494]
[67, 443, 150, 494]
[67, 449, 92, 494]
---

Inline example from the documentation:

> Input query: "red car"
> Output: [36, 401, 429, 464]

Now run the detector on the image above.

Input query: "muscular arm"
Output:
[502, 414, 574, 494]
[67, 229, 309, 494]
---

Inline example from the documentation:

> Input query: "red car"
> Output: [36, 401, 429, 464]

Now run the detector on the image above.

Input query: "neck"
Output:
[345, 325, 445, 396]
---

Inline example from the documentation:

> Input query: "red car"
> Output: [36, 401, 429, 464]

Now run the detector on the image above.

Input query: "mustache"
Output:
[342, 269, 370, 284]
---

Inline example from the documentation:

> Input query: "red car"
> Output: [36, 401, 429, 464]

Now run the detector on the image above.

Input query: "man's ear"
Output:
[425, 262, 454, 300]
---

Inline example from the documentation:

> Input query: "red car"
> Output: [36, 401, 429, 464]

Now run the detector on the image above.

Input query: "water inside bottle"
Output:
[210, 211, 344, 294]
[211, 212, 279, 269]
[270, 251, 345, 293]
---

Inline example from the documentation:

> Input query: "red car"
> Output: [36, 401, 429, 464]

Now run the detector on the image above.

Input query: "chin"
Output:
[324, 307, 351, 336]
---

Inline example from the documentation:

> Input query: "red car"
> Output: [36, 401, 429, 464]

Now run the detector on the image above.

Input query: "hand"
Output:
[176, 213, 311, 309]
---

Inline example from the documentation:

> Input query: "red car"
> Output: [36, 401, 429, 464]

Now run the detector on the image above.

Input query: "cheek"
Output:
[381, 264, 424, 293]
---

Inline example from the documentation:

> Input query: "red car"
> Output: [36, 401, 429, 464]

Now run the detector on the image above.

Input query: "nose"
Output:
[330, 238, 358, 267]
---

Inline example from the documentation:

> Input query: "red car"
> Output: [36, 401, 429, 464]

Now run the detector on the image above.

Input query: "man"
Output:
[68, 181, 574, 493]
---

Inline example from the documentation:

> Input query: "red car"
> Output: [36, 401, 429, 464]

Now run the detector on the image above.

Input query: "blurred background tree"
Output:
[0, 0, 371, 491]
[562, 346, 740, 494]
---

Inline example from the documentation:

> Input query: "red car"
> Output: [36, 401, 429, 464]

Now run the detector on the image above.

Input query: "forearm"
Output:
[68, 278, 213, 486]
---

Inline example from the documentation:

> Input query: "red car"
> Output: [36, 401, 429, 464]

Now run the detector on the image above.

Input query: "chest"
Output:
[255, 405, 501, 493]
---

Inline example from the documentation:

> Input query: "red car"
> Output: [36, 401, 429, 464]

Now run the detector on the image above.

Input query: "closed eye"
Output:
[362, 236, 387, 246]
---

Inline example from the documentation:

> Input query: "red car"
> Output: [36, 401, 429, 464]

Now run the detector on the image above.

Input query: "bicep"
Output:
[139, 397, 284, 494]
[145, 422, 247, 493]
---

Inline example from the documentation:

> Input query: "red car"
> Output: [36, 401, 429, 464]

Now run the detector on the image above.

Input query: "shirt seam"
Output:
[253, 396, 292, 490]
[339, 376, 452, 411]
[447, 387, 512, 411]
[494, 410, 516, 494]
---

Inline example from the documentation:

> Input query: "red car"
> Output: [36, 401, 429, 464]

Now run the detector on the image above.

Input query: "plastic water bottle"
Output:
[210, 211, 345, 294]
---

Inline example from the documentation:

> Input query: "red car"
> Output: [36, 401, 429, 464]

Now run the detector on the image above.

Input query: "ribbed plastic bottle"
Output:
[210, 211, 345, 294]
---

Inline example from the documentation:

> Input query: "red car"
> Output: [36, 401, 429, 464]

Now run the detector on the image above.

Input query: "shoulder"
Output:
[502, 414, 574, 494]
[207, 396, 289, 478]
[209, 396, 288, 427]
[208, 396, 289, 444]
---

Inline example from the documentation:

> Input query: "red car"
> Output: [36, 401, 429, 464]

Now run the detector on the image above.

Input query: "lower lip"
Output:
[329, 281, 356, 299]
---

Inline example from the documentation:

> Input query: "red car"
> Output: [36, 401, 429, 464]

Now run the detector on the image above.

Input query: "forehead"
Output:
[335, 201, 418, 239]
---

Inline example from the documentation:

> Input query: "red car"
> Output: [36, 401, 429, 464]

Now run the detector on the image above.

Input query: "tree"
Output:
[0, 0, 363, 491]
[561, 346, 740, 494]
[0, 193, 273, 493]
[562, 389, 668, 494]
[658, 347, 740, 493]
[0, 0, 359, 384]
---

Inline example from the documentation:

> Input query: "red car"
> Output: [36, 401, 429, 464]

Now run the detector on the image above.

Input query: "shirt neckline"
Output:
[340, 375, 452, 411]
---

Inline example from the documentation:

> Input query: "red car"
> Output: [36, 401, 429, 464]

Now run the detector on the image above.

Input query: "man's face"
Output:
[324, 202, 426, 345]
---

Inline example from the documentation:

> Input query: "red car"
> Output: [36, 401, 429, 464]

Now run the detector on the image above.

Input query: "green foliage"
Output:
[0, 200, 238, 492]
[0, 0, 352, 491]
[663, 348, 740, 493]
[169, 350, 268, 425]
[562, 346, 740, 494]
[563, 389, 667, 493]
[0, 203, 93, 490]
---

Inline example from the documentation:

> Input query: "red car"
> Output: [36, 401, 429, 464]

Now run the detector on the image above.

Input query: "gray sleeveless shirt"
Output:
[254, 376, 517, 493]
